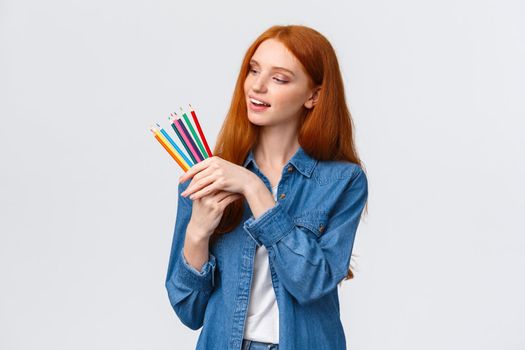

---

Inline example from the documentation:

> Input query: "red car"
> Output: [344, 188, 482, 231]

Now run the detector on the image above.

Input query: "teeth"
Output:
[250, 98, 270, 107]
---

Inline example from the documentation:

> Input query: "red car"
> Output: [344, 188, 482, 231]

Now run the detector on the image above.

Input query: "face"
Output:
[243, 38, 320, 127]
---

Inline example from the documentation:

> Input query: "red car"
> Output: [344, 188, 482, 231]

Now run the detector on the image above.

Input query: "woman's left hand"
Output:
[179, 156, 256, 200]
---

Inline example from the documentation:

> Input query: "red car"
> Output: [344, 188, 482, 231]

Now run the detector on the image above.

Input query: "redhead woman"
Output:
[165, 24, 369, 350]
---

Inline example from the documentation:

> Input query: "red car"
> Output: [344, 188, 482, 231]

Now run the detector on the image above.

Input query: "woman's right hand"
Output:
[187, 190, 244, 240]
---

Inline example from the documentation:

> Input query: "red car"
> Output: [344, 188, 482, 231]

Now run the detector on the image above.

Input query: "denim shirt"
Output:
[165, 145, 368, 350]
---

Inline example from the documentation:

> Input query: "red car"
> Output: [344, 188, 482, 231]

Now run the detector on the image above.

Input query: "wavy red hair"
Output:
[210, 24, 368, 281]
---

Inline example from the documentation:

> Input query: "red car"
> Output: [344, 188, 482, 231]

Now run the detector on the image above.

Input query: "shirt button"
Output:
[279, 193, 286, 199]
[287, 165, 293, 172]
[319, 225, 325, 233]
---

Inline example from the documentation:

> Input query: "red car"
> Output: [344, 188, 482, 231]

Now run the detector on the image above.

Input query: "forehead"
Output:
[250, 39, 300, 71]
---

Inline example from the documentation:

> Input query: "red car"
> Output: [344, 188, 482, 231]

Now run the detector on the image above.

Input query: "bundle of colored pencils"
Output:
[149, 104, 213, 172]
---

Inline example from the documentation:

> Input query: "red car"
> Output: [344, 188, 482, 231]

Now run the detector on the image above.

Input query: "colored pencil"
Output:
[149, 126, 190, 172]
[189, 104, 213, 158]
[171, 113, 204, 163]
[169, 114, 198, 164]
[156, 123, 194, 167]
[180, 106, 208, 159]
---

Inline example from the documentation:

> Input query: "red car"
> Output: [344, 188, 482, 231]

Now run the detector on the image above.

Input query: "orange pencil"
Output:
[149, 126, 190, 172]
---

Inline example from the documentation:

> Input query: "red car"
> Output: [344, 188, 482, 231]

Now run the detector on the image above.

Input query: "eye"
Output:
[273, 77, 288, 84]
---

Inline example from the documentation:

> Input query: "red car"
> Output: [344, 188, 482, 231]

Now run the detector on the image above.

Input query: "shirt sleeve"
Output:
[165, 181, 217, 330]
[243, 166, 368, 305]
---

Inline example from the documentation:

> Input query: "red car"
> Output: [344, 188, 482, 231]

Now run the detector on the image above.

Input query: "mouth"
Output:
[248, 96, 271, 108]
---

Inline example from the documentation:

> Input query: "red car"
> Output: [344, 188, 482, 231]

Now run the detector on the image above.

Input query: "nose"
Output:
[250, 74, 268, 93]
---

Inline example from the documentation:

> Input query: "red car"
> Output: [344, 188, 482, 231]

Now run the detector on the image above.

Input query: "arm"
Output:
[165, 182, 217, 330]
[243, 166, 368, 305]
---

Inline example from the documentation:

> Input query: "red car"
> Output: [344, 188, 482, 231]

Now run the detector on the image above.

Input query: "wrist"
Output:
[243, 174, 265, 199]
[183, 225, 210, 273]
[187, 220, 212, 242]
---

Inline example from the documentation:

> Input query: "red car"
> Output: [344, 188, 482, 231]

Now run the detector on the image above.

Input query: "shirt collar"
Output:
[242, 145, 318, 178]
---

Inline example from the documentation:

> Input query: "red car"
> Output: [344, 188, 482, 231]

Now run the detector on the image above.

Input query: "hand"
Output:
[187, 190, 243, 240]
[179, 156, 255, 200]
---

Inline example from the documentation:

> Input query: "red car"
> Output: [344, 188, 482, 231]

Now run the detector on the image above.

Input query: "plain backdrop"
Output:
[1, 0, 524, 349]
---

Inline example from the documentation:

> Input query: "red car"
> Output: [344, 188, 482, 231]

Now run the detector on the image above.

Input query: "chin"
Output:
[247, 110, 273, 126]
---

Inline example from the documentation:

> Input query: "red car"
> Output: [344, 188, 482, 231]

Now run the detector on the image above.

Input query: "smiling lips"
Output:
[249, 96, 271, 107]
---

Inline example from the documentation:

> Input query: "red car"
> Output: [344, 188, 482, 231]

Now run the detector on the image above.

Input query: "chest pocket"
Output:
[293, 210, 329, 239]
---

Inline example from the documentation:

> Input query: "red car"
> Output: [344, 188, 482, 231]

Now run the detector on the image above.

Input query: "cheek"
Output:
[273, 88, 308, 110]
[244, 74, 256, 93]
[243, 78, 250, 94]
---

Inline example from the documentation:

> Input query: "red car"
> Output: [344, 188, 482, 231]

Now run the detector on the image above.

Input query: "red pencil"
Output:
[189, 104, 213, 158]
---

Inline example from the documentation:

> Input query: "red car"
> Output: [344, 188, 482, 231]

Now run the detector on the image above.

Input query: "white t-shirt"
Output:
[243, 184, 279, 343]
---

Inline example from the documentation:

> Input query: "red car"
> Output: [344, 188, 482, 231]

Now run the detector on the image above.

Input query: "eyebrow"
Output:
[249, 59, 295, 76]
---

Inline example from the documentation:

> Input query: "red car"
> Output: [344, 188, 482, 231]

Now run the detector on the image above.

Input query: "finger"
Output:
[196, 191, 227, 206]
[181, 173, 215, 197]
[179, 156, 217, 184]
[189, 181, 221, 200]
[179, 159, 209, 184]
[213, 191, 237, 202]
[201, 190, 231, 203]
[190, 166, 212, 184]
[214, 191, 241, 202]
[218, 193, 243, 208]
[201, 191, 241, 204]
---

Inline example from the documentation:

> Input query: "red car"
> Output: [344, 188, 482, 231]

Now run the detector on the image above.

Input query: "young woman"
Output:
[165, 24, 369, 350]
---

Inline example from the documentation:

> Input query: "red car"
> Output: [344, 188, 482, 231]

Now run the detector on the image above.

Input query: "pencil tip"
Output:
[155, 122, 161, 128]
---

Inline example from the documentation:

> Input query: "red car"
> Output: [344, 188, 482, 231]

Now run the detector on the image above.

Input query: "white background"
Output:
[1, 0, 524, 349]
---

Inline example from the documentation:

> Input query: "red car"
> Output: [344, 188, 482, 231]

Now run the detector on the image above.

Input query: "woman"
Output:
[165, 24, 369, 350]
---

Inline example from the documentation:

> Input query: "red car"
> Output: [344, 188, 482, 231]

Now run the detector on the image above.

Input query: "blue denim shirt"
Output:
[165, 145, 368, 350]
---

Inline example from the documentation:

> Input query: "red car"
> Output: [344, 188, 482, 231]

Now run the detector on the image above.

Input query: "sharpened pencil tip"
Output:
[155, 122, 161, 128]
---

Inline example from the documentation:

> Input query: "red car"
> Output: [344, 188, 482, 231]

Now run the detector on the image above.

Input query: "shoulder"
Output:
[313, 160, 365, 186]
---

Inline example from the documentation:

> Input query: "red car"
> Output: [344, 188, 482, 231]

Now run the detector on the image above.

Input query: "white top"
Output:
[243, 184, 279, 343]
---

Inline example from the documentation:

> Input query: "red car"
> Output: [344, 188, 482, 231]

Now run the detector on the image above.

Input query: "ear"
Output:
[304, 86, 321, 109]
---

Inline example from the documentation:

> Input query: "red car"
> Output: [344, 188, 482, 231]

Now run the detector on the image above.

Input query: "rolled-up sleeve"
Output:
[243, 202, 295, 247]
[177, 248, 216, 290]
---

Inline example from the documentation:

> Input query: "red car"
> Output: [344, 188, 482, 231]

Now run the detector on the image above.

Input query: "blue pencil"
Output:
[155, 123, 194, 167]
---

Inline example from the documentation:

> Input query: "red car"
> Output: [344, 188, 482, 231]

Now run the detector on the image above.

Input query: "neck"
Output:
[254, 124, 300, 171]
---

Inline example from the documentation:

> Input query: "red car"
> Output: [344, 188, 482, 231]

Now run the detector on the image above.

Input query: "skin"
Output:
[180, 39, 320, 270]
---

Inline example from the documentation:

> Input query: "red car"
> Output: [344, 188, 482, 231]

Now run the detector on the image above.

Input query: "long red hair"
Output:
[211, 24, 368, 281]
